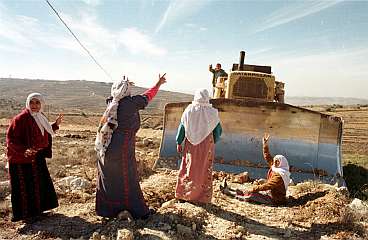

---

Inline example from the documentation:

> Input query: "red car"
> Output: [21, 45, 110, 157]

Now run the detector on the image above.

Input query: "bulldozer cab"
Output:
[214, 51, 284, 103]
[155, 51, 344, 185]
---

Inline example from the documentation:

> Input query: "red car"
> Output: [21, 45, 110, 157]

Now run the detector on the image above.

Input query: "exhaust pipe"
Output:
[238, 51, 245, 71]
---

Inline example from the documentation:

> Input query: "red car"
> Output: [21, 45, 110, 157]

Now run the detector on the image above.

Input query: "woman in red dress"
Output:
[6, 93, 63, 222]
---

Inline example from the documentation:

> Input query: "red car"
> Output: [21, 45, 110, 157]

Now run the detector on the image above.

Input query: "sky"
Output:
[0, 0, 367, 98]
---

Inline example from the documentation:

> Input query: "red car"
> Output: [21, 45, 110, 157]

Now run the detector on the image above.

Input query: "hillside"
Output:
[286, 96, 368, 106]
[0, 78, 193, 116]
[1, 78, 368, 116]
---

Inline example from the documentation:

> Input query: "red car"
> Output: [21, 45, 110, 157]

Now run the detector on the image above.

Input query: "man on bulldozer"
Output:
[209, 63, 228, 94]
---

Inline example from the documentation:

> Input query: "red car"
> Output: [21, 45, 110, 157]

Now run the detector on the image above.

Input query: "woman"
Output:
[6, 93, 63, 222]
[95, 74, 166, 219]
[221, 133, 291, 205]
[175, 88, 222, 203]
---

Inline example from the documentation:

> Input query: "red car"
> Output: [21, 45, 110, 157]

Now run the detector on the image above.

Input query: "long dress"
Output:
[175, 123, 222, 203]
[96, 95, 150, 219]
[6, 109, 58, 221]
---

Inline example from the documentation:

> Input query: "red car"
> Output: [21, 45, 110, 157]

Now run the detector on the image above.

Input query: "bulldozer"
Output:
[155, 51, 344, 184]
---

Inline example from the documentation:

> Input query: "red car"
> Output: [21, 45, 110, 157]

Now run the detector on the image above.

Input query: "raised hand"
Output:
[55, 113, 64, 126]
[156, 73, 167, 87]
[263, 133, 270, 145]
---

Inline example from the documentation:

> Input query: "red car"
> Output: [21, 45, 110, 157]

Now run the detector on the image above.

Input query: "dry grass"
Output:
[0, 105, 368, 239]
[339, 206, 368, 237]
[0, 201, 10, 219]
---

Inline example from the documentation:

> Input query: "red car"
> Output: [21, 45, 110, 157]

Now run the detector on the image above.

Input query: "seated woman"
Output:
[175, 88, 222, 203]
[220, 133, 291, 205]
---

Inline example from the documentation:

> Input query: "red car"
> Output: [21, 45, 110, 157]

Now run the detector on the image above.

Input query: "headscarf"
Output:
[26, 93, 54, 136]
[271, 155, 291, 191]
[95, 79, 131, 159]
[181, 89, 220, 145]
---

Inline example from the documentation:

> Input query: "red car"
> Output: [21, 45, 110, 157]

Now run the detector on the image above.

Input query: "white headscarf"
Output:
[181, 89, 220, 145]
[95, 79, 131, 159]
[26, 93, 54, 136]
[271, 155, 291, 191]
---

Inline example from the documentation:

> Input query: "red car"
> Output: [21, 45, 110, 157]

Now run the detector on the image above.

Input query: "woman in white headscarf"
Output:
[175, 88, 222, 203]
[221, 133, 291, 205]
[249, 133, 290, 204]
[95, 74, 166, 219]
[6, 93, 63, 222]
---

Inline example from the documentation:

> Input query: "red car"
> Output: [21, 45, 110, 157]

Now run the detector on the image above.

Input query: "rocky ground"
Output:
[0, 110, 367, 240]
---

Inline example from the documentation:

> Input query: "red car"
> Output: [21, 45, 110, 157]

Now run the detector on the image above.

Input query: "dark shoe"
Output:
[24, 217, 37, 224]
[140, 208, 156, 220]
[11, 216, 21, 222]
[219, 178, 228, 191]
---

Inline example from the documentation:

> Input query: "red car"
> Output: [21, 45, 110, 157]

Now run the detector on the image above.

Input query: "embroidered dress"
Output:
[95, 82, 159, 219]
[6, 107, 58, 221]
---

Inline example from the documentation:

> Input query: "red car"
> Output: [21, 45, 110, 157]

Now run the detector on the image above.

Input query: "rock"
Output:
[348, 198, 368, 214]
[235, 225, 245, 233]
[283, 228, 292, 238]
[235, 232, 242, 238]
[0, 180, 10, 189]
[142, 138, 153, 147]
[289, 178, 295, 186]
[135, 141, 145, 148]
[90, 232, 101, 240]
[0, 153, 5, 158]
[116, 229, 133, 240]
[161, 199, 176, 209]
[157, 222, 171, 231]
[232, 172, 249, 184]
[336, 186, 349, 196]
[57, 176, 91, 191]
[176, 224, 192, 236]
[117, 210, 133, 222]
[70, 177, 91, 190]
[191, 222, 196, 231]
[58, 176, 78, 185]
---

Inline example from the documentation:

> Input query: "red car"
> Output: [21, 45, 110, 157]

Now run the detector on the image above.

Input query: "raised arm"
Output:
[143, 73, 167, 102]
[263, 133, 273, 167]
[134, 73, 167, 110]
[209, 64, 215, 73]
[51, 113, 63, 132]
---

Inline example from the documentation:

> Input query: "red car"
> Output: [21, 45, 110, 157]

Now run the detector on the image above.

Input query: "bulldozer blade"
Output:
[155, 99, 343, 184]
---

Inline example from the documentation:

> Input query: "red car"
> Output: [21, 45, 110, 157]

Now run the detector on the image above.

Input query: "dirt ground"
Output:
[0, 107, 367, 240]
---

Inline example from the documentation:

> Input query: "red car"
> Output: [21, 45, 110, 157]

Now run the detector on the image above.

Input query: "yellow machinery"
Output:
[155, 51, 344, 184]
[214, 51, 284, 103]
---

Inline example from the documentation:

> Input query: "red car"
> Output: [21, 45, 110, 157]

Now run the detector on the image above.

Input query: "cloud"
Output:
[254, 1, 342, 33]
[0, 4, 166, 58]
[155, 0, 209, 33]
[79, 0, 102, 7]
[118, 28, 167, 56]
